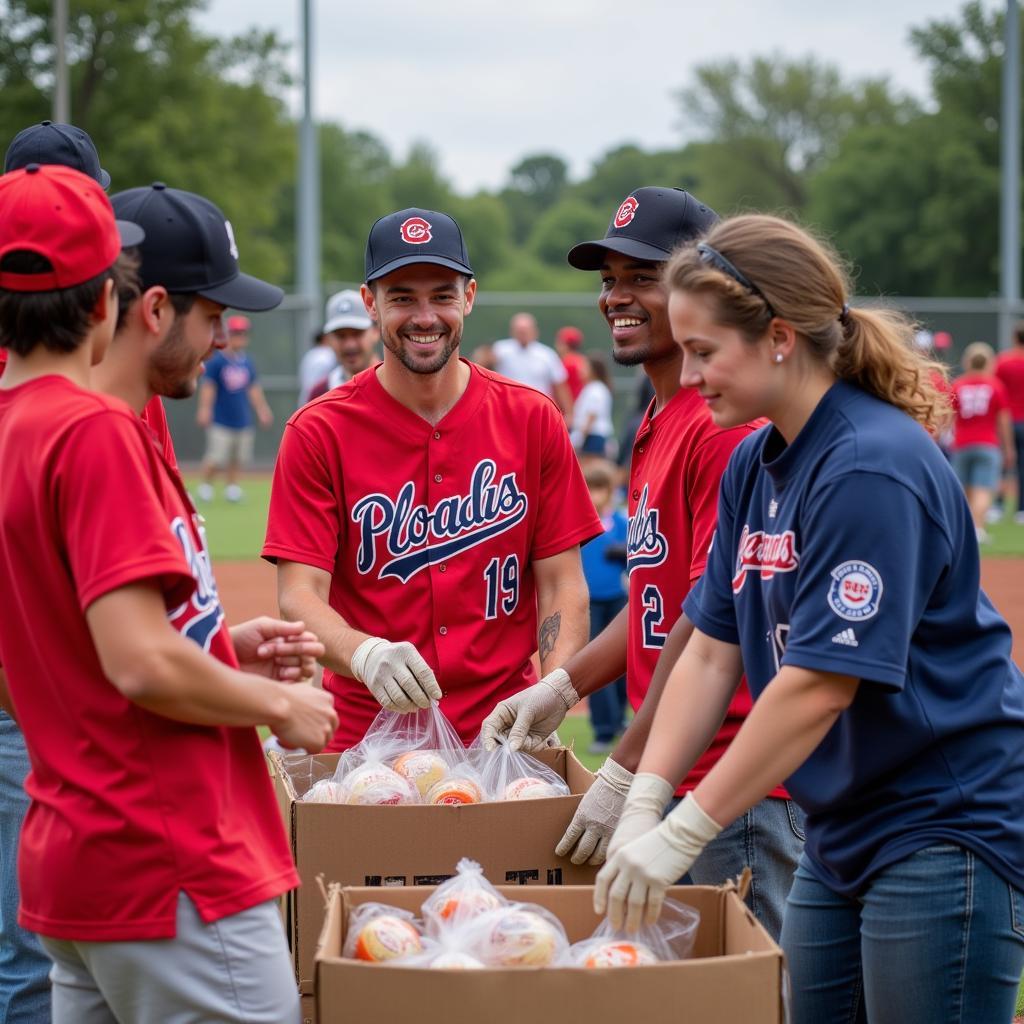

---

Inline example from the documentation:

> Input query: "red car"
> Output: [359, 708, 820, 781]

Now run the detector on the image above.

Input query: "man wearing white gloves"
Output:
[264, 207, 599, 751]
[481, 188, 803, 940]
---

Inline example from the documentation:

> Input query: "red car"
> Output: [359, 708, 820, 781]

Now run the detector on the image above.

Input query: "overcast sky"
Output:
[200, 0, 991, 193]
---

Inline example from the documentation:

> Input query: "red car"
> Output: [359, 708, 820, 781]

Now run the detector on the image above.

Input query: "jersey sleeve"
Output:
[682, 460, 741, 645]
[262, 420, 342, 572]
[781, 471, 952, 691]
[531, 404, 601, 560]
[53, 412, 194, 612]
[684, 426, 752, 583]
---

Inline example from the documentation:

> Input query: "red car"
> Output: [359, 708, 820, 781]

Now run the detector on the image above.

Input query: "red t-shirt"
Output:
[995, 350, 1024, 422]
[561, 352, 587, 401]
[263, 360, 601, 750]
[626, 388, 787, 799]
[951, 372, 1007, 449]
[0, 376, 296, 941]
[141, 395, 179, 470]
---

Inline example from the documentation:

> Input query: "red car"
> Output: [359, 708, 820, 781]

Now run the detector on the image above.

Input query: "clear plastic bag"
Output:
[334, 704, 478, 805]
[342, 902, 425, 963]
[275, 752, 336, 802]
[467, 736, 571, 801]
[421, 858, 508, 933]
[567, 896, 700, 967]
[460, 901, 570, 967]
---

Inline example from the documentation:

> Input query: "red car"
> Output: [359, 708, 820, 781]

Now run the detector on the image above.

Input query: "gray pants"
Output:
[40, 892, 299, 1024]
[669, 795, 805, 943]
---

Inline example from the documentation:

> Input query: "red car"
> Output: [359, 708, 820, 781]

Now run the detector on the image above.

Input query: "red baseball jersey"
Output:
[995, 350, 1024, 422]
[0, 376, 296, 941]
[951, 372, 1008, 449]
[626, 387, 787, 798]
[141, 394, 179, 470]
[263, 360, 601, 750]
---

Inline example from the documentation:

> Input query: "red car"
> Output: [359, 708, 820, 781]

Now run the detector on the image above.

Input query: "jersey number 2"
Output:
[641, 583, 667, 648]
[484, 555, 520, 620]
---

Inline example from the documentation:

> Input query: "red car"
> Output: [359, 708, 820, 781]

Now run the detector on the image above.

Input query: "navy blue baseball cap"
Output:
[110, 183, 283, 311]
[4, 121, 111, 190]
[365, 208, 473, 283]
[567, 187, 718, 269]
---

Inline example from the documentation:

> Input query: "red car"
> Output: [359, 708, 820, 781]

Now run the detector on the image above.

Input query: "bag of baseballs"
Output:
[342, 903, 425, 963]
[421, 858, 509, 934]
[567, 896, 700, 967]
[467, 735, 570, 802]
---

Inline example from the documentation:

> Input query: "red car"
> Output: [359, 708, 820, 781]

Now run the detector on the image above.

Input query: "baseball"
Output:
[583, 940, 660, 968]
[392, 750, 450, 797]
[343, 764, 418, 806]
[431, 951, 486, 970]
[479, 908, 561, 967]
[426, 776, 484, 805]
[352, 914, 423, 962]
[302, 779, 345, 803]
[502, 776, 559, 800]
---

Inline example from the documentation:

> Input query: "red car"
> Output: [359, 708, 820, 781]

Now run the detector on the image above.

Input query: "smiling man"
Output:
[263, 207, 600, 751]
[481, 187, 802, 941]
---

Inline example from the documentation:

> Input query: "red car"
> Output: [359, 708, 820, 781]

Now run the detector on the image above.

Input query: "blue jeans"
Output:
[781, 844, 1024, 1024]
[586, 596, 628, 741]
[668, 794, 804, 943]
[0, 712, 50, 1023]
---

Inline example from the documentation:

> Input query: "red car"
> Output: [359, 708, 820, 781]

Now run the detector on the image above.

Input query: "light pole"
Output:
[53, 0, 69, 122]
[1000, 0, 1020, 349]
[296, 0, 322, 384]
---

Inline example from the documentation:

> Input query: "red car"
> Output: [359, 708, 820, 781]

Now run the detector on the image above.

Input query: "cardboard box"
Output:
[270, 747, 597, 993]
[314, 880, 784, 1024]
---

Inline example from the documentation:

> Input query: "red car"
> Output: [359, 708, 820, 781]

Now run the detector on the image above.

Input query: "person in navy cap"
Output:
[264, 208, 601, 753]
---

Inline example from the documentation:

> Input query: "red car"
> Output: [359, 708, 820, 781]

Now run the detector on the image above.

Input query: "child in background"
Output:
[581, 460, 629, 754]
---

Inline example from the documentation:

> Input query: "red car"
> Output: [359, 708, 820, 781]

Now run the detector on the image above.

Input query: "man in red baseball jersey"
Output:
[482, 188, 803, 940]
[0, 166, 337, 1023]
[264, 207, 600, 750]
[995, 323, 1024, 522]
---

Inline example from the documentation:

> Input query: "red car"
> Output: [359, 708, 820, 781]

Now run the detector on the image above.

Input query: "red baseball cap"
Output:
[227, 315, 251, 333]
[556, 326, 583, 348]
[0, 164, 143, 292]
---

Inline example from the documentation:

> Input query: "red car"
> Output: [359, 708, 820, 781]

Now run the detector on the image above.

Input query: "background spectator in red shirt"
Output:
[555, 325, 587, 401]
[994, 322, 1024, 523]
[951, 342, 1015, 543]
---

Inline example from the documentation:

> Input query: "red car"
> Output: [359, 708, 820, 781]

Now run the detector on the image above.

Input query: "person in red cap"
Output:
[555, 325, 588, 401]
[196, 312, 274, 502]
[0, 164, 337, 1024]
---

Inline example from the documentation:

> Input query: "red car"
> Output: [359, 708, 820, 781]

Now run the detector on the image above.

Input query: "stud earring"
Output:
[774, 353, 783, 363]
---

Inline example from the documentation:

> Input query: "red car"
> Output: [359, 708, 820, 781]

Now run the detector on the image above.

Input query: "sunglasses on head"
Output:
[696, 243, 775, 318]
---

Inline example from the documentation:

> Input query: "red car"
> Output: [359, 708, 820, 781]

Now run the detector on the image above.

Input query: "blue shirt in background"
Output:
[582, 508, 628, 601]
[204, 351, 257, 430]
[685, 380, 1024, 897]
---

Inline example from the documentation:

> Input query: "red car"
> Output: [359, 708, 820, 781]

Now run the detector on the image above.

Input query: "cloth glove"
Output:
[605, 772, 675, 861]
[594, 791, 723, 932]
[555, 758, 634, 866]
[350, 637, 441, 712]
[480, 669, 579, 752]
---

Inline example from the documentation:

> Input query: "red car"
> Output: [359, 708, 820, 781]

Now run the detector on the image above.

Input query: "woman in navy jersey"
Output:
[595, 214, 1024, 1023]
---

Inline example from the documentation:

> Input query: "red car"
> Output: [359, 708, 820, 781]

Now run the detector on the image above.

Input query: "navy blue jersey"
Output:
[685, 380, 1024, 897]
[204, 351, 256, 430]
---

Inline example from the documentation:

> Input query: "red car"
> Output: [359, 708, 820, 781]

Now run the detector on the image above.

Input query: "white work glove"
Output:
[350, 637, 441, 712]
[555, 758, 634, 866]
[605, 772, 675, 862]
[480, 668, 579, 752]
[594, 791, 723, 932]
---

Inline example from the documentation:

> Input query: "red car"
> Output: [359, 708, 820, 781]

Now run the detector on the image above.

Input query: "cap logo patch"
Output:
[224, 220, 239, 260]
[827, 560, 883, 621]
[400, 216, 432, 245]
[614, 196, 639, 229]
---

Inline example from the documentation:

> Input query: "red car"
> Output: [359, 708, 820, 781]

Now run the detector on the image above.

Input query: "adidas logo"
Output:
[831, 628, 858, 647]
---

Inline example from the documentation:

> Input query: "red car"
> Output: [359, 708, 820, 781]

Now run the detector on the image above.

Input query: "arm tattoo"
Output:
[538, 612, 561, 664]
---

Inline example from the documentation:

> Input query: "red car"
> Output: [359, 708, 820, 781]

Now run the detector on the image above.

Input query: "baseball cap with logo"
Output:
[0, 165, 144, 292]
[109, 183, 283, 311]
[567, 187, 718, 270]
[4, 121, 111, 190]
[323, 289, 372, 333]
[364, 208, 473, 284]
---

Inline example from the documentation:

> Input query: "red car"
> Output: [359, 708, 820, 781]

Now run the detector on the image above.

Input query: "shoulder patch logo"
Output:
[613, 196, 639, 229]
[828, 560, 883, 621]
[400, 216, 432, 245]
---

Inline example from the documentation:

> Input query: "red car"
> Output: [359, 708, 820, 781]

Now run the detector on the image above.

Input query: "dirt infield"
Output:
[212, 557, 1024, 668]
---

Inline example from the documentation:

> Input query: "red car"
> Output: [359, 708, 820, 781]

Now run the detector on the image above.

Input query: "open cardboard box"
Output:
[269, 746, 597, 993]
[314, 877, 785, 1024]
